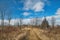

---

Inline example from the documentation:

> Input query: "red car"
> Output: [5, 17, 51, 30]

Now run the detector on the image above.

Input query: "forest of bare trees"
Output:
[0, 11, 56, 29]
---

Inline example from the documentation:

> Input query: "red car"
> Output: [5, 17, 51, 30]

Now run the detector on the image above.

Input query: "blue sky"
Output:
[0, 0, 60, 18]
[0, 0, 60, 25]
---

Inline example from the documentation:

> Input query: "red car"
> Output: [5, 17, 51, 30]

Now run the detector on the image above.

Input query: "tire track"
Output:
[33, 29, 50, 40]
[27, 29, 42, 40]
[33, 31, 42, 40]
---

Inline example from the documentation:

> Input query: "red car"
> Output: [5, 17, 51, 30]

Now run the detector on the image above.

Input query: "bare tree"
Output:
[35, 17, 39, 26]
[6, 8, 13, 26]
[51, 17, 55, 28]
[31, 18, 35, 26]
[0, 8, 6, 26]
[7, 14, 12, 26]
[19, 18, 22, 29]
[35, 17, 37, 26]
[0, 1, 11, 26]
[13, 0, 24, 27]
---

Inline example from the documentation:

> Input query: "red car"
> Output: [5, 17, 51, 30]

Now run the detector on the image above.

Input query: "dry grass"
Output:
[42, 27, 60, 40]
[0, 26, 22, 40]
[0, 26, 60, 40]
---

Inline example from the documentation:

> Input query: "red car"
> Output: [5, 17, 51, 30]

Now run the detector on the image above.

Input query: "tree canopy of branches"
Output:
[41, 17, 50, 29]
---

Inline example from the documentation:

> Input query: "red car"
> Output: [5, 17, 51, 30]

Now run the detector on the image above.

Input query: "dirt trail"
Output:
[33, 28, 50, 40]
[28, 29, 41, 40]
[14, 27, 55, 40]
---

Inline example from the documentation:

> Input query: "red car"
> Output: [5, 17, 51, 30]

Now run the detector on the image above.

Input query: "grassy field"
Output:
[0, 26, 60, 40]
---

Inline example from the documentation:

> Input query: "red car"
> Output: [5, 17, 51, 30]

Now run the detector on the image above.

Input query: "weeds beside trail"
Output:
[0, 27, 60, 40]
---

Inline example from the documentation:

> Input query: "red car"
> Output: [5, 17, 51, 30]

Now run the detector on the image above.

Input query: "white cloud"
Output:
[22, 19, 31, 25]
[55, 20, 60, 25]
[23, 12, 30, 16]
[23, 0, 49, 12]
[52, 8, 60, 19]
[56, 8, 60, 15]
[24, 0, 33, 10]
[32, 2, 44, 12]
[45, 15, 60, 25]
[53, 15, 60, 19]
[54, 8, 60, 25]
[0, 20, 9, 25]
[0, 19, 31, 25]
[10, 19, 16, 25]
